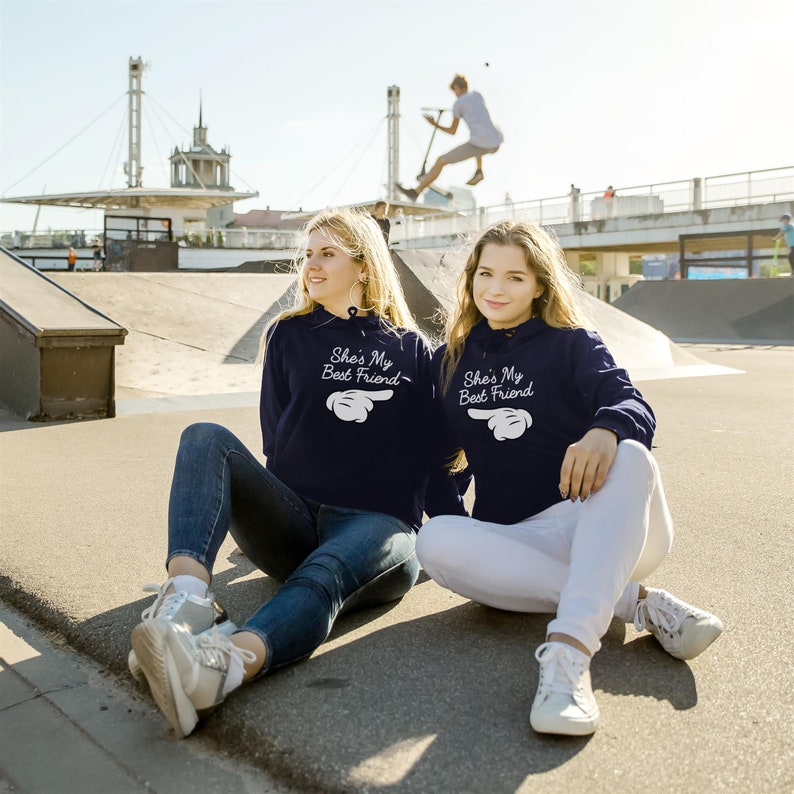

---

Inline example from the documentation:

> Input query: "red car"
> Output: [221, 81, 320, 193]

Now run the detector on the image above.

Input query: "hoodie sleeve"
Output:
[570, 330, 656, 449]
[259, 322, 290, 459]
[422, 399, 470, 518]
[422, 344, 469, 518]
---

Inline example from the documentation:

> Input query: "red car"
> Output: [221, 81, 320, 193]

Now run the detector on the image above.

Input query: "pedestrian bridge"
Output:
[388, 167, 793, 300]
[390, 166, 793, 254]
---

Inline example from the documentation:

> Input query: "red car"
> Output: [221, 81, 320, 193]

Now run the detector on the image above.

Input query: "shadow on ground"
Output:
[41, 556, 700, 794]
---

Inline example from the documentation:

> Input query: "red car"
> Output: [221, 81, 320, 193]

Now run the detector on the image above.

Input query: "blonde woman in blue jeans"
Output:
[130, 209, 463, 737]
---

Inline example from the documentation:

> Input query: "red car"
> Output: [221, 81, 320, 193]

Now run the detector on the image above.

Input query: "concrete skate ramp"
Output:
[393, 249, 739, 381]
[49, 272, 297, 404]
[45, 259, 738, 413]
[613, 279, 794, 344]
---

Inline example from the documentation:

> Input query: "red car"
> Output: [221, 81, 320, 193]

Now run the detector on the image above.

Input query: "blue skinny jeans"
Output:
[167, 422, 419, 673]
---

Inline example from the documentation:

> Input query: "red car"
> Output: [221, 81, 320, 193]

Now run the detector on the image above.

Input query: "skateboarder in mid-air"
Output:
[397, 74, 503, 202]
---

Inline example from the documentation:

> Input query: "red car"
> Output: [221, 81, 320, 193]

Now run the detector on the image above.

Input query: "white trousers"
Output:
[416, 440, 674, 654]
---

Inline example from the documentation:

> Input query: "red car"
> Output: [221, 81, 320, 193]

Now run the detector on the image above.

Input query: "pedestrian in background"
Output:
[371, 200, 391, 244]
[92, 240, 104, 271]
[774, 212, 794, 271]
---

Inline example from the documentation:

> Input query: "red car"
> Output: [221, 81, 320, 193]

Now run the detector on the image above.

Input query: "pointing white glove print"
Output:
[326, 389, 394, 423]
[467, 406, 533, 440]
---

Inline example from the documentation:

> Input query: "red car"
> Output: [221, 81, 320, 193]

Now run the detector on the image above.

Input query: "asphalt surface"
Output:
[1, 343, 793, 792]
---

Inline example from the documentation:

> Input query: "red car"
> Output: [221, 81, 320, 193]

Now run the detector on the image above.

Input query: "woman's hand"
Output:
[423, 113, 438, 127]
[558, 428, 618, 502]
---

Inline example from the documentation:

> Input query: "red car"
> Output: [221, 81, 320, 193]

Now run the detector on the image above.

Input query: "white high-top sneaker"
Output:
[634, 588, 723, 660]
[530, 641, 599, 736]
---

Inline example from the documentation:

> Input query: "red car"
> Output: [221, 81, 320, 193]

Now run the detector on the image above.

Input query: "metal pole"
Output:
[127, 57, 144, 188]
[387, 86, 400, 202]
[679, 236, 687, 279]
[747, 233, 753, 278]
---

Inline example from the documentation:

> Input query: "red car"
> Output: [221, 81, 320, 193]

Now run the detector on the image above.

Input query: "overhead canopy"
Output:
[0, 187, 258, 212]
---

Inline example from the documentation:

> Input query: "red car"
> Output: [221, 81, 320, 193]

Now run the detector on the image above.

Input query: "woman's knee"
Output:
[416, 515, 472, 570]
[178, 423, 246, 462]
[616, 438, 652, 462]
[612, 439, 658, 482]
[180, 421, 231, 446]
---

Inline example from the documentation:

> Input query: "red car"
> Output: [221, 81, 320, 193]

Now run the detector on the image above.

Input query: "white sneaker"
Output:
[128, 579, 228, 681]
[131, 622, 255, 738]
[634, 588, 723, 661]
[530, 641, 599, 736]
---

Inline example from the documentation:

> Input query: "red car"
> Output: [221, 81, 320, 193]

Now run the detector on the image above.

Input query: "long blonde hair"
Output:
[259, 208, 419, 359]
[441, 220, 585, 392]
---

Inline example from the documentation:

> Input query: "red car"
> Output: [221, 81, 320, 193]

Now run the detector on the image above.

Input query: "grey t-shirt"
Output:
[453, 91, 503, 148]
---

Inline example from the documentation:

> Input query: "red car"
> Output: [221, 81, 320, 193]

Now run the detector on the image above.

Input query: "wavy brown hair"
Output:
[441, 220, 585, 392]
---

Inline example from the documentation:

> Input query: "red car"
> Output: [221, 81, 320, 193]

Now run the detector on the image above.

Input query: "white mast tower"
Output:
[387, 85, 400, 202]
[125, 57, 145, 188]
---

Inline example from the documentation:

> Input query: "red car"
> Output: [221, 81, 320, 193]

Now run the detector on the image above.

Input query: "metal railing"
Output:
[390, 167, 792, 248]
[703, 167, 794, 208]
[3, 167, 791, 253]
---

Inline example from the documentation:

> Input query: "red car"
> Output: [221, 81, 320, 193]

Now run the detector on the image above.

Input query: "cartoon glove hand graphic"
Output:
[326, 389, 394, 423]
[467, 406, 533, 440]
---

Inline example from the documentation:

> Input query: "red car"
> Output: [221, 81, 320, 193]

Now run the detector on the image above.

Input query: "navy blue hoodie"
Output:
[435, 317, 656, 524]
[260, 307, 463, 530]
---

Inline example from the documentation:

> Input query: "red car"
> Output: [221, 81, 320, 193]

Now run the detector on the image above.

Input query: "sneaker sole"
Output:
[131, 621, 198, 738]
[530, 710, 599, 736]
[661, 619, 724, 661]
[128, 649, 144, 682]
[129, 619, 237, 683]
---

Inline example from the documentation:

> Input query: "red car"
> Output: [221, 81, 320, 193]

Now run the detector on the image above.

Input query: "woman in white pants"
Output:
[417, 220, 723, 736]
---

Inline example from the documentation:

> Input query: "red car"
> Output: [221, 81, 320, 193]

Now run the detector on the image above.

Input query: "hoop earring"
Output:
[348, 280, 375, 314]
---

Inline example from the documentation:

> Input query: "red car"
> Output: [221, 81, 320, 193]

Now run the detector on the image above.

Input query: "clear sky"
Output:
[0, 0, 788, 233]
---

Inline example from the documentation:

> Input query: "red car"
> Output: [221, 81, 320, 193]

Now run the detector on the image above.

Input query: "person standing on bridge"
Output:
[371, 199, 391, 244]
[774, 212, 794, 271]
[416, 219, 723, 737]
[397, 74, 503, 202]
[91, 239, 104, 271]
[129, 208, 464, 738]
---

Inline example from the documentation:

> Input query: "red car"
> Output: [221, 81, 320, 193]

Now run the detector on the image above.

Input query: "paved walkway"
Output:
[1, 345, 792, 793]
[0, 602, 289, 793]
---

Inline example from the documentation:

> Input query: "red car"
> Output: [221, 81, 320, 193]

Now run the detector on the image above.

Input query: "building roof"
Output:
[0, 187, 258, 212]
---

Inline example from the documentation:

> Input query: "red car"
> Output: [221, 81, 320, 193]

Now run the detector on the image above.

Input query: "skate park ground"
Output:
[1, 266, 793, 792]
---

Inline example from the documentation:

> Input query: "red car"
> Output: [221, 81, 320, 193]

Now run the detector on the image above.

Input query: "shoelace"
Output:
[535, 642, 587, 696]
[186, 627, 257, 691]
[139, 580, 186, 621]
[634, 592, 700, 635]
